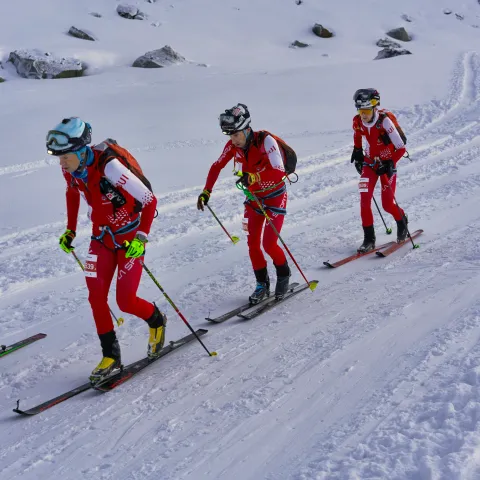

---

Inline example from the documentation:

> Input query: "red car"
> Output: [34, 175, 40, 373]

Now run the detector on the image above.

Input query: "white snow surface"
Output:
[1, 1, 480, 479]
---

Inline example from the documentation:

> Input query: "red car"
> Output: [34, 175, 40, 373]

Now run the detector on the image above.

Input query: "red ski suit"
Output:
[204, 132, 287, 271]
[353, 110, 407, 227]
[63, 142, 157, 335]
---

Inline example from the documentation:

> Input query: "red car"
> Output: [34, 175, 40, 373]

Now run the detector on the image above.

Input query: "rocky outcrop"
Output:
[376, 38, 402, 49]
[386, 27, 412, 42]
[290, 40, 309, 48]
[117, 4, 146, 20]
[132, 46, 186, 68]
[68, 27, 95, 41]
[312, 24, 334, 38]
[375, 48, 412, 60]
[8, 49, 86, 79]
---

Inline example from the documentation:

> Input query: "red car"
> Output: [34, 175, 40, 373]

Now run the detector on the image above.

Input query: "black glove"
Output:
[351, 147, 364, 174]
[376, 160, 396, 178]
[197, 189, 211, 211]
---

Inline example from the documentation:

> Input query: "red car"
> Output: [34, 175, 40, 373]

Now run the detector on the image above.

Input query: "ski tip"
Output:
[197, 328, 209, 335]
[308, 280, 319, 291]
[323, 261, 335, 269]
[13, 409, 30, 415]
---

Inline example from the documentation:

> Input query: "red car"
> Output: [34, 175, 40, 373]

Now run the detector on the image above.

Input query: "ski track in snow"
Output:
[2, 51, 480, 479]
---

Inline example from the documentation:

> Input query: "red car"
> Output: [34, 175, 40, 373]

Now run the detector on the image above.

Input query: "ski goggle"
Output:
[358, 108, 374, 114]
[46, 130, 84, 155]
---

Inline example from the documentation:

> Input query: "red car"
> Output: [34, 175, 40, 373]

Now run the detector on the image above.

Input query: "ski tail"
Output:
[1, 333, 47, 359]
[237, 281, 317, 321]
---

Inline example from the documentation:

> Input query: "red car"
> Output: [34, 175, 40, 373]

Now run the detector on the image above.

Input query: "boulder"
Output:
[0, 77, 4, 83]
[117, 4, 146, 20]
[375, 48, 412, 60]
[386, 27, 411, 42]
[8, 49, 85, 79]
[312, 24, 334, 38]
[443, 9, 452, 15]
[68, 26, 95, 41]
[290, 40, 310, 48]
[132, 45, 186, 68]
[376, 38, 402, 49]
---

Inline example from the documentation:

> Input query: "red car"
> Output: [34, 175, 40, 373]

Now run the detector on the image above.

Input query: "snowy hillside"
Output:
[1, 0, 480, 479]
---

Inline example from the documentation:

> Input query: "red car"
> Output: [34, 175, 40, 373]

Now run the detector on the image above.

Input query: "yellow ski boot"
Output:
[90, 356, 121, 384]
[147, 304, 167, 359]
[90, 330, 122, 384]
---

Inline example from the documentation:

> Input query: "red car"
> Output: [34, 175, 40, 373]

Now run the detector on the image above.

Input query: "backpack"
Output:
[375, 110, 407, 146]
[257, 130, 297, 175]
[94, 139, 153, 213]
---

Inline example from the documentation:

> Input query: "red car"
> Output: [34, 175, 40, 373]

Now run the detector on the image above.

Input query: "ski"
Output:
[206, 283, 300, 323]
[323, 241, 396, 268]
[13, 382, 92, 416]
[237, 281, 318, 321]
[92, 329, 208, 392]
[375, 229, 423, 257]
[13, 329, 207, 416]
[1, 333, 47, 359]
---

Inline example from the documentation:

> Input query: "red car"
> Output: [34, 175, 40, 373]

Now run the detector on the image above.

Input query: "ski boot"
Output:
[396, 214, 409, 243]
[249, 267, 270, 305]
[147, 303, 168, 359]
[90, 330, 122, 385]
[357, 225, 376, 253]
[274, 262, 291, 300]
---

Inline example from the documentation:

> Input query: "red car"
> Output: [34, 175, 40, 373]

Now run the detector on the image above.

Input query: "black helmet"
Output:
[353, 89, 380, 109]
[219, 103, 251, 135]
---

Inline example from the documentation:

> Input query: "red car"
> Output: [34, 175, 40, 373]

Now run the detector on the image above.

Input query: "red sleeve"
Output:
[204, 142, 235, 192]
[138, 195, 157, 236]
[353, 115, 363, 148]
[62, 169, 81, 232]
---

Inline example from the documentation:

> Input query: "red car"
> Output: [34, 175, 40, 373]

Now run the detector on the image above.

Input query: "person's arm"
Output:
[204, 142, 235, 192]
[62, 169, 81, 232]
[383, 116, 406, 162]
[104, 159, 157, 237]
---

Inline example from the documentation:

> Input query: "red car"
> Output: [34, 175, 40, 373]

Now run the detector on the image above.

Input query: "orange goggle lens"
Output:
[358, 108, 373, 115]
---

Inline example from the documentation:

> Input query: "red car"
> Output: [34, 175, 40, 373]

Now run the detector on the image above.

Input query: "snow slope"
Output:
[1, 1, 480, 479]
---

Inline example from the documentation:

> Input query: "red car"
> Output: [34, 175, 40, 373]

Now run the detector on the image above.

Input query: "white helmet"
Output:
[219, 103, 251, 134]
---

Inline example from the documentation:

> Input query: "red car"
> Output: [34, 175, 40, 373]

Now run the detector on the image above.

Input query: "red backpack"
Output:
[94, 138, 153, 192]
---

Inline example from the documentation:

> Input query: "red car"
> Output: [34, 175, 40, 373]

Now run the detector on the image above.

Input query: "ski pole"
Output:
[71, 251, 125, 326]
[206, 204, 240, 245]
[372, 195, 392, 235]
[239, 182, 318, 292]
[140, 260, 217, 357]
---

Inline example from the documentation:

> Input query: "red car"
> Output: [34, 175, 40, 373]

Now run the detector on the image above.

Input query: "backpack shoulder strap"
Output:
[254, 130, 268, 148]
[375, 111, 388, 129]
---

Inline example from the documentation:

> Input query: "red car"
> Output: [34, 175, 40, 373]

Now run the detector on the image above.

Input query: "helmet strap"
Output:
[71, 147, 91, 180]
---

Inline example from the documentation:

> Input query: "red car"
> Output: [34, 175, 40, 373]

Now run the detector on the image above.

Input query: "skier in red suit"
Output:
[46, 117, 166, 384]
[197, 104, 290, 304]
[350, 89, 408, 252]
